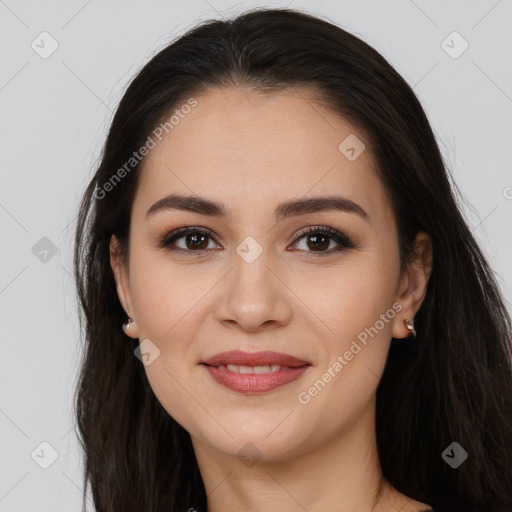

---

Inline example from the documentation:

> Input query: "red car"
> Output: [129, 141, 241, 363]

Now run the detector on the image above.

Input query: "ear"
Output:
[110, 234, 139, 339]
[391, 231, 433, 339]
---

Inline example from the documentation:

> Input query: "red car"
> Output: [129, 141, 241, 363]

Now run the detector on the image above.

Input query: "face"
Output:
[111, 86, 431, 462]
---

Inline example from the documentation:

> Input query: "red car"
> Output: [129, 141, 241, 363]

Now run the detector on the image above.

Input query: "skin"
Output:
[110, 86, 434, 511]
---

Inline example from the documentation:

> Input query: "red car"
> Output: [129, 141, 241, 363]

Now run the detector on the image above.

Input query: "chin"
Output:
[190, 415, 316, 464]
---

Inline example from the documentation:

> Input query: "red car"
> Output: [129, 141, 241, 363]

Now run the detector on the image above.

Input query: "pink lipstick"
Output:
[201, 350, 311, 394]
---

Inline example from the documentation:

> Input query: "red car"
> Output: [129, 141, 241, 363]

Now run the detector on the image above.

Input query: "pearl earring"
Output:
[122, 317, 135, 332]
[404, 318, 416, 339]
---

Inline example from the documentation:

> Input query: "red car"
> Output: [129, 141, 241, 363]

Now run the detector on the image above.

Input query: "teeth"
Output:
[239, 365, 256, 374]
[253, 365, 271, 374]
[221, 364, 283, 374]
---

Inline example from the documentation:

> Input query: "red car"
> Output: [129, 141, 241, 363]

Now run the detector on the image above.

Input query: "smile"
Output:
[201, 351, 311, 394]
[216, 364, 284, 373]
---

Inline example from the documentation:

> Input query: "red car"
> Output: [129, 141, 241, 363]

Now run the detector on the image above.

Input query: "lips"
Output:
[201, 351, 311, 394]
[202, 350, 310, 368]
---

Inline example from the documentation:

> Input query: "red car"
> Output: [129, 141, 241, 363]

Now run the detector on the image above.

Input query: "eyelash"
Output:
[157, 225, 355, 258]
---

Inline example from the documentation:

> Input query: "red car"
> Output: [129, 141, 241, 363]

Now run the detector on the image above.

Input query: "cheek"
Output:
[127, 253, 208, 428]
[129, 247, 209, 341]
[290, 256, 399, 345]
[289, 252, 400, 406]
[294, 281, 398, 432]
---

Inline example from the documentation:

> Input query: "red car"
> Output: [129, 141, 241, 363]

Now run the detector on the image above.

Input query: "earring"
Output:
[122, 317, 135, 332]
[404, 318, 416, 339]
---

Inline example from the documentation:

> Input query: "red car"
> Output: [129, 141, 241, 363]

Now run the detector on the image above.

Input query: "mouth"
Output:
[211, 363, 293, 373]
[200, 351, 311, 394]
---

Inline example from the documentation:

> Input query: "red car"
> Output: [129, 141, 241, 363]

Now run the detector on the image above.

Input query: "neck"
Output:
[191, 397, 416, 512]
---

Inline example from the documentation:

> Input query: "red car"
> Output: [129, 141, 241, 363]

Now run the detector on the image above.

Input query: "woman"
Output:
[73, 7, 512, 512]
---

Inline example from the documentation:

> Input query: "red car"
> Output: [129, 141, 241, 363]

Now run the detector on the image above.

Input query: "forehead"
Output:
[133, 86, 391, 223]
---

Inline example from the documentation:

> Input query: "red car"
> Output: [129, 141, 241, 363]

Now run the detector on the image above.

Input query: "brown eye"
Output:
[291, 225, 355, 256]
[303, 233, 331, 251]
[183, 232, 210, 250]
[159, 227, 221, 253]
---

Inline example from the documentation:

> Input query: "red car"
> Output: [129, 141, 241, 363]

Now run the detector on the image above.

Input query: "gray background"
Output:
[1, 0, 511, 510]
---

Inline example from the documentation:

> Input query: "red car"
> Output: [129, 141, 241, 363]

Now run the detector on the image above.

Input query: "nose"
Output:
[215, 249, 293, 333]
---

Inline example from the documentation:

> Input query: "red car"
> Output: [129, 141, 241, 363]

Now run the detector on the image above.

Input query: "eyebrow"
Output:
[145, 193, 369, 223]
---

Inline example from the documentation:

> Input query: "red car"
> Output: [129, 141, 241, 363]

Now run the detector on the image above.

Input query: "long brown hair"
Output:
[73, 7, 512, 511]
